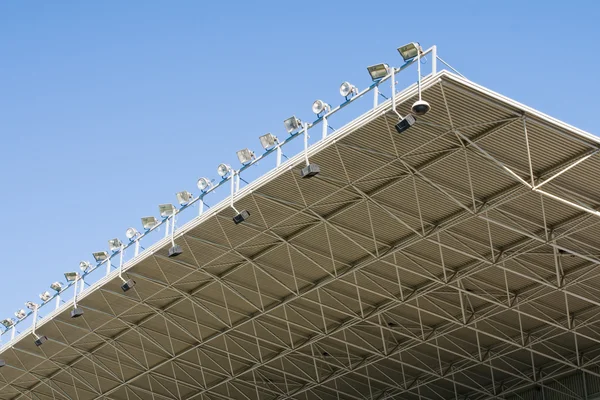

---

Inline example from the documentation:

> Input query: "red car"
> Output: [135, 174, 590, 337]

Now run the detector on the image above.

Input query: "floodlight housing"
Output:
[126, 227, 140, 240]
[340, 81, 358, 98]
[300, 164, 321, 178]
[14, 310, 26, 320]
[25, 301, 38, 311]
[50, 282, 63, 292]
[79, 260, 91, 272]
[197, 177, 212, 191]
[411, 99, 431, 116]
[141, 216, 158, 230]
[39, 291, 52, 302]
[397, 42, 422, 61]
[34, 335, 48, 347]
[93, 251, 109, 262]
[259, 133, 278, 150]
[367, 63, 390, 81]
[395, 114, 417, 133]
[121, 279, 136, 292]
[233, 210, 250, 225]
[1, 319, 15, 328]
[64, 272, 79, 282]
[217, 163, 231, 177]
[312, 100, 331, 115]
[236, 148, 255, 165]
[168, 245, 183, 257]
[71, 308, 84, 318]
[108, 238, 123, 251]
[284, 116, 302, 133]
[176, 191, 193, 205]
[159, 203, 176, 218]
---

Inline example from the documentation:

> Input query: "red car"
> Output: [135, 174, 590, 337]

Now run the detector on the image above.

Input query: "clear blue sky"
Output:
[1, 1, 599, 328]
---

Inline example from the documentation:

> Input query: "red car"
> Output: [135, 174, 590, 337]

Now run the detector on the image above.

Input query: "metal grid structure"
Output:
[2, 69, 600, 400]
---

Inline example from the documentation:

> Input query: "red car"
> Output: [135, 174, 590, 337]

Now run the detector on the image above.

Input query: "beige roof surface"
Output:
[2, 71, 600, 400]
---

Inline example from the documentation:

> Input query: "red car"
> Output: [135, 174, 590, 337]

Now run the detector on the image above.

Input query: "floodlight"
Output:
[141, 216, 158, 230]
[168, 245, 183, 257]
[176, 191, 193, 205]
[64, 272, 79, 282]
[367, 63, 390, 81]
[34, 335, 48, 346]
[0, 360, 5, 368]
[39, 291, 52, 302]
[108, 238, 123, 251]
[233, 209, 250, 225]
[312, 100, 331, 115]
[259, 133, 278, 149]
[300, 164, 320, 178]
[1, 319, 14, 328]
[79, 260, 91, 272]
[50, 282, 63, 292]
[340, 81, 358, 98]
[395, 114, 417, 134]
[14, 310, 26, 320]
[284, 116, 302, 133]
[126, 227, 140, 240]
[25, 302, 38, 311]
[159, 203, 176, 218]
[121, 279, 136, 292]
[93, 251, 109, 262]
[397, 42, 422, 62]
[236, 149, 255, 165]
[411, 99, 431, 116]
[197, 177, 212, 191]
[217, 163, 231, 177]
[71, 308, 84, 318]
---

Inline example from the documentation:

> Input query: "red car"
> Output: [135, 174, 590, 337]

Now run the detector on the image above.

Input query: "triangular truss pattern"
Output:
[2, 72, 600, 400]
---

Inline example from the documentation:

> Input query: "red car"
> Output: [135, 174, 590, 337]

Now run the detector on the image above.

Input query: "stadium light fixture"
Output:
[108, 238, 123, 252]
[71, 308, 84, 318]
[395, 114, 417, 133]
[233, 209, 250, 225]
[79, 260, 91, 272]
[159, 204, 176, 218]
[339, 81, 358, 99]
[25, 302, 38, 311]
[93, 251, 109, 262]
[217, 163, 231, 178]
[14, 310, 26, 320]
[397, 42, 422, 61]
[126, 227, 140, 240]
[121, 279, 136, 292]
[64, 272, 78, 282]
[141, 216, 158, 230]
[34, 335, 48, 347]
[176, 191, 193, 205]
[259, 133, 278, 150]
[312, 100, 331, 116]
[1, 319, 15, 328]
[367, 63, 389, 81]
[236, 148, 255, 165]
[39, 291, 52, 302]
[50, 282, 63, 292]
[284, 116, 302, 134]
[197, 177, 212, 192]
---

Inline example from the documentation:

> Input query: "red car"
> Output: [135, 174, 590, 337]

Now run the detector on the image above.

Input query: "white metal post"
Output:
[198, 200, 204, 216]
[373, 86, 379, 107]
[431, 45, 437, 75]
[164, 219, 170, 238]
[10, 326, 15, 340]
[276, 146, 282, 167]
[322, 117, 328, 139]
[134, 240, 140, 257]
[106, 258, 111, 276]
[55, 295, 60, 310]
[303, 122, 309, 166]
[79, 276, 84, 294]
[73, 276, 79, 308]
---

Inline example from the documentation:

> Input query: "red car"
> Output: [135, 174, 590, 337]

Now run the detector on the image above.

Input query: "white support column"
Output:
[276, 146, 282, 167]
[373, 86, 379, 107]
[322, 117, 328, 140]
[431, 45, 437, 75]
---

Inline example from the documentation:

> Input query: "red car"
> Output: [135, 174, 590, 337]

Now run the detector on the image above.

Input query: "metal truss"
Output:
[2, 72, 600, 400]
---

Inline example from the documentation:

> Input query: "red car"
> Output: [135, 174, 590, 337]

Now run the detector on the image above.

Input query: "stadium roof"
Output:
[2, 69, 600, 400]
